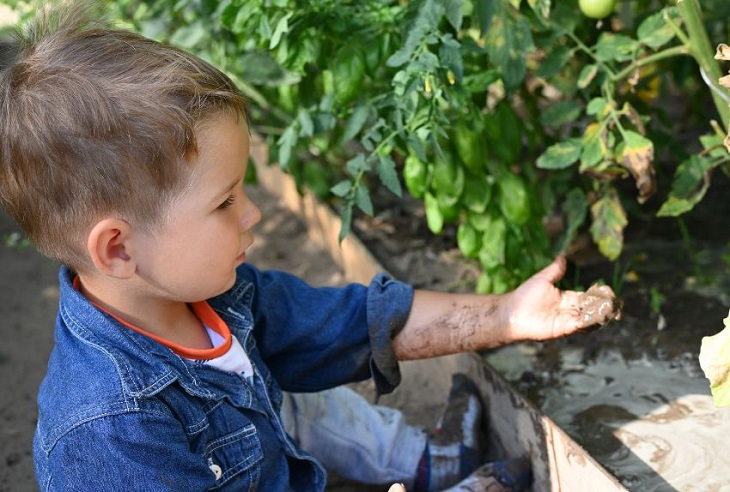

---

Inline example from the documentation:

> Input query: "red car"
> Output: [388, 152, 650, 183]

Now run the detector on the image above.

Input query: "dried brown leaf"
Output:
[715, 43, 730, 61]
[720, 74, 730, 90]
[623, 103, 646, 136]
[622, 144, 656, 204]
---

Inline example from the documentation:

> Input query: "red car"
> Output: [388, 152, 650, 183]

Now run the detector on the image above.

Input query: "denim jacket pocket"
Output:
[205, 423, 262, 490]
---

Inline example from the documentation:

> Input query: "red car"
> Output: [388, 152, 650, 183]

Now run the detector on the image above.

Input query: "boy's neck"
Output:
[76, 273, 213, 351]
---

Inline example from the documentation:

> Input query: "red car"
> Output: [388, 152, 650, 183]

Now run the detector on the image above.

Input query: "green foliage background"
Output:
[4, 0, 730, 293]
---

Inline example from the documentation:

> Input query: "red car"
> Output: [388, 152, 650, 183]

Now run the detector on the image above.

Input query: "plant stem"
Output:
[611, 45, 690, 82]
[677, 0, 730, 131]
[676, 216, 703, 280]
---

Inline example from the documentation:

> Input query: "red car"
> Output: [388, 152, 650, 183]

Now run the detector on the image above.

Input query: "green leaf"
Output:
[637, 7, 679, 49]
[699, 310, 730, 407]
[594, 33, 641, 63]
[407, 135, 428, 163]
[485, 6, 534, 88]
[536, 138, 582, 169]
[527, 0, 551, 19]
[341, 105, 370, 143]
[277, 126, 298, 170]
[580, 123, 607, 168]
[699, 133, 729, 158]
[589, 190, 627, 261]
[338, 201, 354, 242]
[355, 184, 374, 215]
[548, 2, 580, 37]
[387, 49, 412, 68]
[472, 0, 497, 36]
[269, 12, 293, 49]
[330, 180, 352, 197]
[439, 35, 464, 82]
[441, 0, 464, 31]
[623, 130, 652, 150]
[239, 52, 286, 84]
[345, 154, 370, 176]
[170, 22, 207, 49]
[535, 46, 572, 79]
[377, 155, 402, 197]
[657, 155, 715, 217]
[557, 188, 587, 253]
[297, 109, 314, 137]
[539, 100, 582, 127]
[586, 97, 610, 117]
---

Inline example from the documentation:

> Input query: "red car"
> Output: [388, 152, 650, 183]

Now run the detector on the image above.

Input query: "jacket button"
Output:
[209, 462, 223, 480]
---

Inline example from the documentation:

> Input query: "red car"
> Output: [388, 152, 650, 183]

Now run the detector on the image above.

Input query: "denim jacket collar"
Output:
[57, 266, 256, 402]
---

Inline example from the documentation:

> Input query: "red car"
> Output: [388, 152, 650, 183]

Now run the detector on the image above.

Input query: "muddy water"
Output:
[487, 345, 730, 491]
[484, 238, 730, 491]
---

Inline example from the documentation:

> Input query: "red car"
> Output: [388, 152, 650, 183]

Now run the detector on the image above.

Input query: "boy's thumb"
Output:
[388, 483, 406, 492]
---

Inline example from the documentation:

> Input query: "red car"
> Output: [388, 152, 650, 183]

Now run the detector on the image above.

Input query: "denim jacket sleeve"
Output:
[237, 264, 413, 395]
[36, 409, 217, 491]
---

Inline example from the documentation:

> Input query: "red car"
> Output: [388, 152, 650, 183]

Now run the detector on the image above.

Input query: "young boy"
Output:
[0, 5, 619, 491]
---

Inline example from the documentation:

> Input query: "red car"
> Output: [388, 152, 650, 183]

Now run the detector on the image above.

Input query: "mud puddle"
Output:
[484, 239, 730, 491]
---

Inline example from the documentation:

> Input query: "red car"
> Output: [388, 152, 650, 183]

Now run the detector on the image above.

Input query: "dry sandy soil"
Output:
[0, 184, 468, 492]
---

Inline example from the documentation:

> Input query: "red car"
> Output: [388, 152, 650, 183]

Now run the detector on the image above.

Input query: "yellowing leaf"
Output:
[699, 310, 730, 407]
[715, 43, 730, 61]
[589, 190, 627, 261]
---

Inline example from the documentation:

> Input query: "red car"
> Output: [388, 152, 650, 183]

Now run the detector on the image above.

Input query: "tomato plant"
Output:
[101, 0, 730, 294]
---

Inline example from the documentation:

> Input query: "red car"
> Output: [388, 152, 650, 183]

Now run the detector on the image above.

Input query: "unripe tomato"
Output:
[578, 0, 617, 19]
[403, 155, 428, 199]
[332, 45, 366, 105]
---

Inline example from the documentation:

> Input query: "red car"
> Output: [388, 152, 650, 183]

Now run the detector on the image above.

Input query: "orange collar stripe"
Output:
[72, 276, 233, 360]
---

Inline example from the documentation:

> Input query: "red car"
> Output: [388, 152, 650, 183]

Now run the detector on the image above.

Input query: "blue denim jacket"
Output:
[34, 264, 413, 491]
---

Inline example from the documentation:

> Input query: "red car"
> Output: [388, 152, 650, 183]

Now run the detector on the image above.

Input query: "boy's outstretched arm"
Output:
[392, 256, 621, 360]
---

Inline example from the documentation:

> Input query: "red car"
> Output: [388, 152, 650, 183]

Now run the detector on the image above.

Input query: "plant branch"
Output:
[611, 45, 690, 82]
[677, 0, 730, 130]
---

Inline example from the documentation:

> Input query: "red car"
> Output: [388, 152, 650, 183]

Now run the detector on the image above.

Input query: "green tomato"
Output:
[497, 172, 530, 226]
[403, 155, 428, 199]
[578, 0, 617, 19]
[424, 191, 444, 235]
[332, 45, 366, 105]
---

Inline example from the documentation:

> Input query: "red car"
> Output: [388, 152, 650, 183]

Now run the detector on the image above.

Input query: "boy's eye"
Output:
[218, 195, 235, 210]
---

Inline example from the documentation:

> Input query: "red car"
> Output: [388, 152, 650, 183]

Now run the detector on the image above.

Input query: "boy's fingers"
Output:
[531, 256, 566, 284]
[388, 483, 406, 492]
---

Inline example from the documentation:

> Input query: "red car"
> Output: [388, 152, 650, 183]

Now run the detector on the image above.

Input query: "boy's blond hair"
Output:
[0, 4, 247, 270]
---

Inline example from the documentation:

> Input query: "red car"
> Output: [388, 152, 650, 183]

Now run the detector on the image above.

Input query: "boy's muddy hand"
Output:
[388, 483, 406, 492]
[507, 256, 622, 341]
[578, 284, 623, 327]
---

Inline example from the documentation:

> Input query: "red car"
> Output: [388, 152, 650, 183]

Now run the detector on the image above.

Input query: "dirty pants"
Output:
[280, 386, 427, 487]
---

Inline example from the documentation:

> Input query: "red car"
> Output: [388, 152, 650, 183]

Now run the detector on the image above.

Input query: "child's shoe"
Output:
[443, 457, 533, 492]
[413, 373, 487, 491]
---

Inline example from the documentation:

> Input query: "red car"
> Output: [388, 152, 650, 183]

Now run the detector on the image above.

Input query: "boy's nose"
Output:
[241, 198, 261, 231]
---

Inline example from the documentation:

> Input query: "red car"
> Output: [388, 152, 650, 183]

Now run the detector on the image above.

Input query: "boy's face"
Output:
[131, 115, 261, 302]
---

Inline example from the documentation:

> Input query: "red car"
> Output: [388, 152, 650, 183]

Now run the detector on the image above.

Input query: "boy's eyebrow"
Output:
[213, 175, 243, 201]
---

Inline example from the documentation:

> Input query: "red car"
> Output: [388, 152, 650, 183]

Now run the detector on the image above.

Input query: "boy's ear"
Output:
[86, 218, 136, 278]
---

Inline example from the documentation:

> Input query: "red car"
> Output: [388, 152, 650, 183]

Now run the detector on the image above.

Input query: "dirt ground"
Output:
[0, 184, 464, 492]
